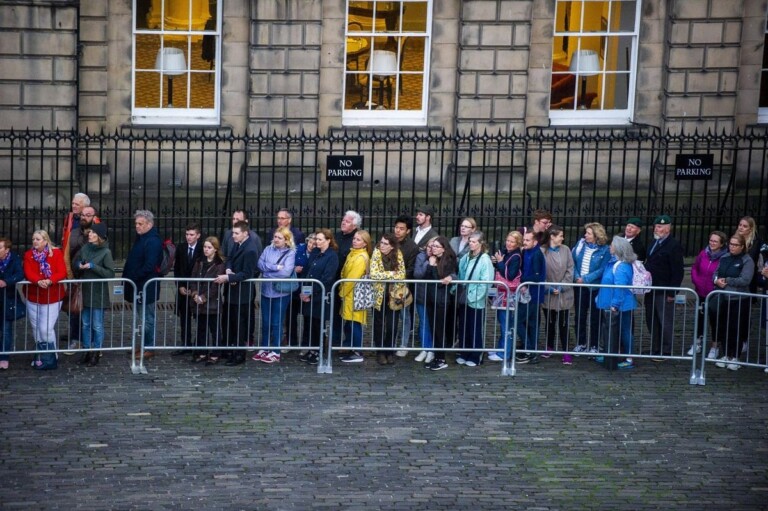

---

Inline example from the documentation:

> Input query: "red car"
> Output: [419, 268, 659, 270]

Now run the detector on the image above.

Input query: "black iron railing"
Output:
[0, 127, 765, 260]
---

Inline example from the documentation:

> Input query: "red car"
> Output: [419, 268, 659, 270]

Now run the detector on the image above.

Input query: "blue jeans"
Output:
[343, 320, 363, 349]
[399, 304, 413, 348]
[415, 302, 433, 349]
[0, 320, 13, 361]
[143, 302, 156, 348]
[515, 301, 541, 353]
[261, 294, 291, 350]
[496, 308, 513, 356]
[81, 307, 105, 349]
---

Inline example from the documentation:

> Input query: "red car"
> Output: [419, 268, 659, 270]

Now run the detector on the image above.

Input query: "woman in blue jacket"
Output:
[571, 222, 611, 354]
[596, 236, 637, 370]
[0, 237, 24, 370]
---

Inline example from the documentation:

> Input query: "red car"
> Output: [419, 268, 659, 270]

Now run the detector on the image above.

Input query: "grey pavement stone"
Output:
[0, 352, 766, 510]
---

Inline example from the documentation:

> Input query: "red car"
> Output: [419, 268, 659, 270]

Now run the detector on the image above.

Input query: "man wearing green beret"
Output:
[644, 215, 684, 359]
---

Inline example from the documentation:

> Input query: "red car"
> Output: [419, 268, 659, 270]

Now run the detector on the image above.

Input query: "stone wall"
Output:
[0, 0, 78, 131]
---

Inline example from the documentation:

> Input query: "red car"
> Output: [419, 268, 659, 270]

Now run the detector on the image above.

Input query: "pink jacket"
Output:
[690, 247, 726, 298]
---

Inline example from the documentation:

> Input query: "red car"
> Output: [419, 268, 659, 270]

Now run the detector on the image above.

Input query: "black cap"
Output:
[91, 222, 107, 241]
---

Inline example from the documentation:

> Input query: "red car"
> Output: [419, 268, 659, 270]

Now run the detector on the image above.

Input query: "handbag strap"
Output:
[276, 249, 291, 265]
[465, 255, 481, 281]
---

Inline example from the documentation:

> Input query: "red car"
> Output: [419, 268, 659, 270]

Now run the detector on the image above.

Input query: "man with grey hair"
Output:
[61, 192, 91, 352]
[123, 209, 164, 361]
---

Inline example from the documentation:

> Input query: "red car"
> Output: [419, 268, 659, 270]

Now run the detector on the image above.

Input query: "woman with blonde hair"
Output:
[23, 230, 67, 370]
[339, 230, 373, 363]
[571, 222, 610, 354]
[736, 216, 763, 293]
[255, 227, 296, 364]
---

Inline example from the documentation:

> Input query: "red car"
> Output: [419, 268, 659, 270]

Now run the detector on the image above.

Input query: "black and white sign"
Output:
[326, 155, 364, 182]
[674, 154, 713, 180]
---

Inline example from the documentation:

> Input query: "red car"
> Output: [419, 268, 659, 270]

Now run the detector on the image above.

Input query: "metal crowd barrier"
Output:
[503, 281, 701, 383]
[134, 277, 325, 374]
[3, 279, 138, 368]
[323, 278, 512, 375]
[699, 289, 768, 384]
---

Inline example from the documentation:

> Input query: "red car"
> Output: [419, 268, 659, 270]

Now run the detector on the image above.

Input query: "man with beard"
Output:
[63, 203, 100, 353]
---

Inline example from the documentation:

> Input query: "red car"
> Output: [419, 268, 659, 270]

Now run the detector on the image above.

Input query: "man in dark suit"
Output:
[644, 215, 684, 359]
[622, 217, 647, 260]
[214, 221, 259, 366]
[173, 222, 203, 356]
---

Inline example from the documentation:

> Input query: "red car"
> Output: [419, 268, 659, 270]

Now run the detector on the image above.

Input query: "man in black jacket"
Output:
[394, 215, 418, 357]
[215, 221, 258, 366]
[123, 210, 163, 360]
[173, 222, 203, 356]
[622, 217, 647, 260]
[644, 215, 684, 358]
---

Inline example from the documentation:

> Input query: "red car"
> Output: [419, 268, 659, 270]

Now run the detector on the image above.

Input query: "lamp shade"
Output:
[155, 47, 187, 76]
[369, 50, 398, 76]
[569, 49, 600, 76]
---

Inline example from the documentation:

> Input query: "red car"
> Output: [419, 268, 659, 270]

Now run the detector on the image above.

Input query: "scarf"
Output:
[705, 246, 727, 262]
[32, 246, 53, 278]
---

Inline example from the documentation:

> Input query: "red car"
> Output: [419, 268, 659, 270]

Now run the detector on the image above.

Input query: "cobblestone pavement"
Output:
[1, 351, 767, 510]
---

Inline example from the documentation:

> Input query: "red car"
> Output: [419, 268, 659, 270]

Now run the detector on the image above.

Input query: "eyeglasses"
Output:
[379, 240, 390, 246]
[431, 244, 443, 250]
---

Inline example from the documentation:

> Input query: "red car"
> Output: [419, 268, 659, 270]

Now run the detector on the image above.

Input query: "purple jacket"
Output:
[258, 245, 296, 298]
[690, 247, 726, 298]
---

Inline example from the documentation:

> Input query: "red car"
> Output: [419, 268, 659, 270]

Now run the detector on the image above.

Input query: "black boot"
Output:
[87, 351, 101, 367]
[78, 351, 93, 365]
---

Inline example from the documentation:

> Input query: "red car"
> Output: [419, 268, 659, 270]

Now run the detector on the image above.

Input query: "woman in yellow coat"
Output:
[369, 233, 406, 365]
[338, 230, 373, 363]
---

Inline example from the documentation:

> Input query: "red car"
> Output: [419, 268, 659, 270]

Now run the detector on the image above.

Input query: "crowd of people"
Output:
[0, 192, 767, 373]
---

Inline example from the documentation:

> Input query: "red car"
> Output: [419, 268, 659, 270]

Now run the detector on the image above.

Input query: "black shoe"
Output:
[224, 354, 243, 366]
[527, 354, 540, 365]
[299, 351, 311, 363]
[427, 359, 448, 371]
[172, 349, 191, 356]
[516, 354, 531, 364]
[306, 352, 319, 365]
[87, 352, 101, 367]
[78, 352, 92, 365]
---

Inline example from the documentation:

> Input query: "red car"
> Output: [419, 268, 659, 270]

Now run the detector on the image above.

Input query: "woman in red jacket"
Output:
[24, 230, 67, 370]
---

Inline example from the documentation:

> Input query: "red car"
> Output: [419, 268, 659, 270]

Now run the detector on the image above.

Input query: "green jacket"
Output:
[75, 242, 116, 309]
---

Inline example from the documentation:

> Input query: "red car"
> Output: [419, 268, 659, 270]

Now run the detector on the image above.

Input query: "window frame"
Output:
[131, 0, 222, 126]
[758, 16, 768, 124]
[342, 0, 432, 127]
[549, 0, 641, 126]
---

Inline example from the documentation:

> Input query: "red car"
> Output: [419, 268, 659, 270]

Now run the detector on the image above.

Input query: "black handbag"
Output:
[6, 291, 26, 321]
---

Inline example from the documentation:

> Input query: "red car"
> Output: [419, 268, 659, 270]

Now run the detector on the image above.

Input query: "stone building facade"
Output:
[0, 0, 766, 195]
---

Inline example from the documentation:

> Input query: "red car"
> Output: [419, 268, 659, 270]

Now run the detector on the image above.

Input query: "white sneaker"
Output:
[464, 360, 477, 367]
[414, 351, 427, 362]
[395, 350, 408, 358]
[686, 342, 702, 356]
[706, 347, 719, 360]
[715, 356, 729, 368]
[573, 345, 586, 353]
[456, 356, 466, 365]
[764, 367, 768, 374]
[588, 347, 598, 354]
[424, 352, 434, 364]
[487, 353, 503, 362]
[726, 358, 740, 371]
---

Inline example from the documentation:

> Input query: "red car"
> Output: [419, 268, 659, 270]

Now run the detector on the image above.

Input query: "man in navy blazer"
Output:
[215, 221, 258, 366]
[173, 222, 203, 356]
[643, 215, 684, 358]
